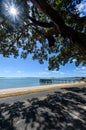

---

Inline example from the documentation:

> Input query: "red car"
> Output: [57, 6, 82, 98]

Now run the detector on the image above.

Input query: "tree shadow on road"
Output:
[0, 87, 86, 130]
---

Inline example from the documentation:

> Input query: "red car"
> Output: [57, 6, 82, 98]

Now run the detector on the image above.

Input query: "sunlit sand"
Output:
[0, 82, 85, 98]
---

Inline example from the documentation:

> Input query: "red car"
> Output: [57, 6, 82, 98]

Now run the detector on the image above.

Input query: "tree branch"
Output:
[28, 16, 54, 28]
[31, 0, 65, 32]
[30, 0, 86, 54]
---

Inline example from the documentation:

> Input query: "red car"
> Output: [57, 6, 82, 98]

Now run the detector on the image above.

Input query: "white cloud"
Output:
[4, 70, 10, 73]
[76, 1, 86, 17]
[52, 71, 58, 74]
[74, 66, 86, 75]
[75, 68, 79, 70]
[72, 59, 77, 62]
[52, 71, 65, 75]
[38, 71, 50, 76]
[44, 68, 48, 71]
[38, 70, 66, 77]
[17, 70, 22, 73]
[81, 66, 86, 70]
[59, 72, 65, 75]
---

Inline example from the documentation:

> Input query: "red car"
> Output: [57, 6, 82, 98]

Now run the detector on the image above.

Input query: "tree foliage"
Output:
[0, 0, 86, 70]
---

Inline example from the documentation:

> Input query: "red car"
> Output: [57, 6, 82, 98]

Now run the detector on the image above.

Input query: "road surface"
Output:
[0, 84, 86, 104]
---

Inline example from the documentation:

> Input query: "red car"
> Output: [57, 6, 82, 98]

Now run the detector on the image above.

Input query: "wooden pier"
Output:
[40, 79, 52, 84]
[39, 77, 84, 85]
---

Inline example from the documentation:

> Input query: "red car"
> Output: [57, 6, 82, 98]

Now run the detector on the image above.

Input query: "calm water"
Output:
[0, 77, 81, 89]
[0, 77, 40, 89]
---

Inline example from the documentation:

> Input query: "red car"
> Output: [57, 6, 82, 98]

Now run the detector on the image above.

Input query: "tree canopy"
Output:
[0, 0, 86, 70]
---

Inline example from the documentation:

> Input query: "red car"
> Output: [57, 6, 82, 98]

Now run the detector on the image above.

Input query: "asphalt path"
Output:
[0, 84, 86, 104]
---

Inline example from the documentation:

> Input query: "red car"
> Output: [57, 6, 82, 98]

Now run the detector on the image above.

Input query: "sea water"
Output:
[0, 77, 81, 89]
[0, 77, 40, 89]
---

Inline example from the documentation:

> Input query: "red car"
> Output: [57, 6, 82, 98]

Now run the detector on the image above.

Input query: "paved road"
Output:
[0, 84, 86, 104]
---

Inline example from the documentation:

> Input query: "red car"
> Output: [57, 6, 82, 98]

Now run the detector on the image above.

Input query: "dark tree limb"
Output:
[30, 0, 86, 54]
[28, 16, 55, 28]
[44, 28, 59, 47]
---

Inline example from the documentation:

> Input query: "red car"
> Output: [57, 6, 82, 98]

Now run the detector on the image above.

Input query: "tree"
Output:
[0, 0, 86, 70]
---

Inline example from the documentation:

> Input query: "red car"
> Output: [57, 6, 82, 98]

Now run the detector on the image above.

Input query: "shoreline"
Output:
[0, 82, 86, 98]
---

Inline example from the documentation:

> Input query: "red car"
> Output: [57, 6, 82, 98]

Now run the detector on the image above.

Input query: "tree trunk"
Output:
[31, 0, 86, 54]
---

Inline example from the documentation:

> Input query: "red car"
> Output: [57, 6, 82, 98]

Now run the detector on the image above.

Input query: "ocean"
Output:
[0, 77, 81, 89]
[0, 77, 40, 89]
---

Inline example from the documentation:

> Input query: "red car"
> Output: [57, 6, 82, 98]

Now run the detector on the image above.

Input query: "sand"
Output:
[0, 82, 85, 98]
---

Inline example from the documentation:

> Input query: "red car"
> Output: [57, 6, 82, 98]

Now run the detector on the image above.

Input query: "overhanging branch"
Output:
[28, 16, 55, 28]
[30, 0, 86, 54]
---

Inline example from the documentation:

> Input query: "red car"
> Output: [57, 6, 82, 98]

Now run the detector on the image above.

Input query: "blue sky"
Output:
[0, 0, 86, 78]
[76, 0, 86, 17]
[0, 55, 86, 77]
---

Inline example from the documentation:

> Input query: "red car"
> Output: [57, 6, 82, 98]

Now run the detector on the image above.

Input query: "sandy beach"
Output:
[0, 82, 85, 98]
